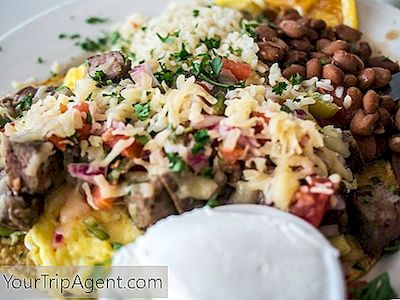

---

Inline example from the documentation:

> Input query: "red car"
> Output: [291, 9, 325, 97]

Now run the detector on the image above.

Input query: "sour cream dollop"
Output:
[111, 205, 345, 300]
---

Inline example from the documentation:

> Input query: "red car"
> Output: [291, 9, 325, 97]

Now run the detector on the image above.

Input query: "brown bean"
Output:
[335, 24, 362, 42]
[371, 67, 392, 88]
[344, 74, 357, 87]
[322, 64, 345, 86]
[378, 107, 393, 130]
[390, 135, 400, 152]
[273, 37, 290, 52]
[279, 20, 307, 38]
[309, 52, 331, 63]
[346, 87, 363, 111]
[357, 68, 376, 90]
[380, 95, 396, 114]
[257, 41, 286, 63]
[282, 64, 306, 79]
[321, 40, 351, 56]
[304, 28, 319, 41]
[310, 19, 326, 30]
[368, 56, 400, 74]
[395, 108, 400, 130]
[306, 58, 322, 79]
[297, 17, 310, 27]
[362, 90, 379, 114]
[350, 109, 379, 136]
[354, 135, 378, 162]
[376, 135, 390, 157]
[316, 39, 331, 51]
[357, 42, 372, 63]
[332, 50, 364, 74]
[290, 38, 312, 52]
[275, 8, 301, 23]
[263, 9, 278, 23]
[319, 28, 336, 40]
[284, 50, 307, 65]
[255, 25, 277, 42]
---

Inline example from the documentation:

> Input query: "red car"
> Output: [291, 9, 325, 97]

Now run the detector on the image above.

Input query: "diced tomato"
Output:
[252, 111, 270, 134]
[92, 186, 115, 210]
[60, 103, 68, 113]
[122, 140, 144, 159]
[220, 147, 245, 165]
[290, 190, 330, 227]
[48, 135, 68, 151]
[222, 58, 253, 81]
[74, 102, 90, 113]
[76, 123, 92, 140]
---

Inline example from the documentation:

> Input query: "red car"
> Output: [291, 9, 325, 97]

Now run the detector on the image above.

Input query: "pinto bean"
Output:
[335, 24, 362, 42]
[255, 25, 277, 42]
[357, 68, 376, 90]
[378, 107, 393, 131]
[316, 39, 331, 51]
[354, 135, 378, 162]
[363, 90, 379, 114]
[322, 64, 345, 86]
[350, 109, 379, 136]
[306, 58, 322, 79]
[332, 50, 364, 74]
[297, 17, 310, 27]
[319, 28, 336, 40]
[304, 28, 319, 41]
[283, 64, 306, 80]
[368, 56, 400, 74]
[310, 19, 326, 30]
[284, 50, 307, 65]
[380, 95, 396, 114]
[322, 40, 351, 56]
[257, 41, 286, 63]
[275, 8, 301, 23]
[371, 67, 392, 88]
[344, 74, 357, 87]
[346, 87, 363, 111]
[290, 38, 312, 52]
[389, 135, 400, 153]
[357, 42, 372, 63]
[279, 20, 307, 39]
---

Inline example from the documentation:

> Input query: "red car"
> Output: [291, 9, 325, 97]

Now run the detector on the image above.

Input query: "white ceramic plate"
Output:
[0, 0, 400, 294]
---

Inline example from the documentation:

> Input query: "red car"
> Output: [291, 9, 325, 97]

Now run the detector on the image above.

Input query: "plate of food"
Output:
[0, 0, 400, 299]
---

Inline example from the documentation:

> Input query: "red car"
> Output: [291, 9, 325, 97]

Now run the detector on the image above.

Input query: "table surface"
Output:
[1, 0, 399, 37]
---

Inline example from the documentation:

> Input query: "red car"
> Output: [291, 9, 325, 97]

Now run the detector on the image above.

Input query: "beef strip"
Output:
[0, 86, 37, 118]
[0, 174, 42, 231]
[347, 183, 400, 256]
[125, 175, 178, 230]
[87, 51, 131, 82]
[159, 173, 206, 214]
[5, 139, 63, 194]
[342, 130, 365, 172]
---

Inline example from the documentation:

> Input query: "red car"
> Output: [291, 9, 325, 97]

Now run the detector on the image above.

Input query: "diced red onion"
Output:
[294, 109, 307, 120]
[68, 163, 105, 185]
[53, 229, 64, 248]
[129, 63, 159, 87]
[187, 152, 208, 169]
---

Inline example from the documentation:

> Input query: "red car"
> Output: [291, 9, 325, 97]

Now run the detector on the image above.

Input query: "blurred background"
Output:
[0, 0, 400, 37]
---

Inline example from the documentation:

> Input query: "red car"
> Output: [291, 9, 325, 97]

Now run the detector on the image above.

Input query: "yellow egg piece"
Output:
[63, 65, 86, 92]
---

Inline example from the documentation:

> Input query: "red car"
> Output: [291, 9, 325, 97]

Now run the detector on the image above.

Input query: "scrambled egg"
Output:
[63, 65, 86, 92]
[25, 185, 141, 266]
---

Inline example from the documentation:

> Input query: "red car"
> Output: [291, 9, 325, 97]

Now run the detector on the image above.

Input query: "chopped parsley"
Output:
[203, 37, 221, 50]
[290, 73, 303, 86]
[0, 117, 11, 128]
[281, 104, 291, 113]
[207, 194, 219, 208]
[79, 34, 109, 52]
[86, 112, 93, 124]
[135, 135, 150, 145]
[37, 57, 44, 64]
[90, 70, 108, 86]
[272, 82, 288, 96]
[192, 129, 210, 154]
[167, 153, 186, 173]
[154, 64, 184, 88]
[112, 242, 123, 250]
[241, 21, 260, 38]
[58, 33, 67, 39]
[134, 103, 150, 121]
[210, 57, 223, 79]
[110, 31, 120, 45]
[127, 52, 137, 61]
[156, 33, 175, 44]
[349, 272, 397, 300]
[202, 167, 213, 178]
[193, 9, 200, 17]
[17, 94, 34, 112]
[86, 16, 108, 24]
[70, 33, 81, 40]
[171, 43, 191, 62]
[102, 91, 124, 103]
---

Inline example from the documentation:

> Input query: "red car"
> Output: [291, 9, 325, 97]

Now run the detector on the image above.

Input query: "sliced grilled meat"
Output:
[0, 174, 41, 231]
[5, 139, 63, 194]
[87, 51, 131, 83]
[347, 183, 400, 256]
[125, 176, 177, 230]
[0, 86, 37, 118]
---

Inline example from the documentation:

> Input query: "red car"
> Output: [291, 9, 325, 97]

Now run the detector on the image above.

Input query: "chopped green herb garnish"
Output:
[110, 31, 120, 44]
[154, 64, 184, 88]
[85, 92, 93, 101]
[203, 37, 221, 50]
[202, 167, 213, 178]
[281, 104, 291, 113]
[70, 33, 81, 40]
[86, 16, 108, 24]
[167, 153, 186, 173]
[134, 103, 150, 121]
[112, 242, 123, 250]
[90, 70, 107, 86]
[84, 217, 110, 241]
[290, 73, 303, 86]
[0, 117, 11, 128]
[37, 57, 44, 64]
[193, 9, 200, 17]
[192, 129, 210, 154]
[17, 94, 34, 112]
[272, 82, 288, 96]
[207, 194, 219, 208]
[135, 135, 150, 145]
[127, 52, 136, 61]
[349, 272, 397, 300]
[58, 33, 67, 39]
[241, 21, 260, 38]
[210, 57, 223, 79]
[86, 112, 93, 124]
[172, 43, 191, 62]
[156, 33, 175, 44]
